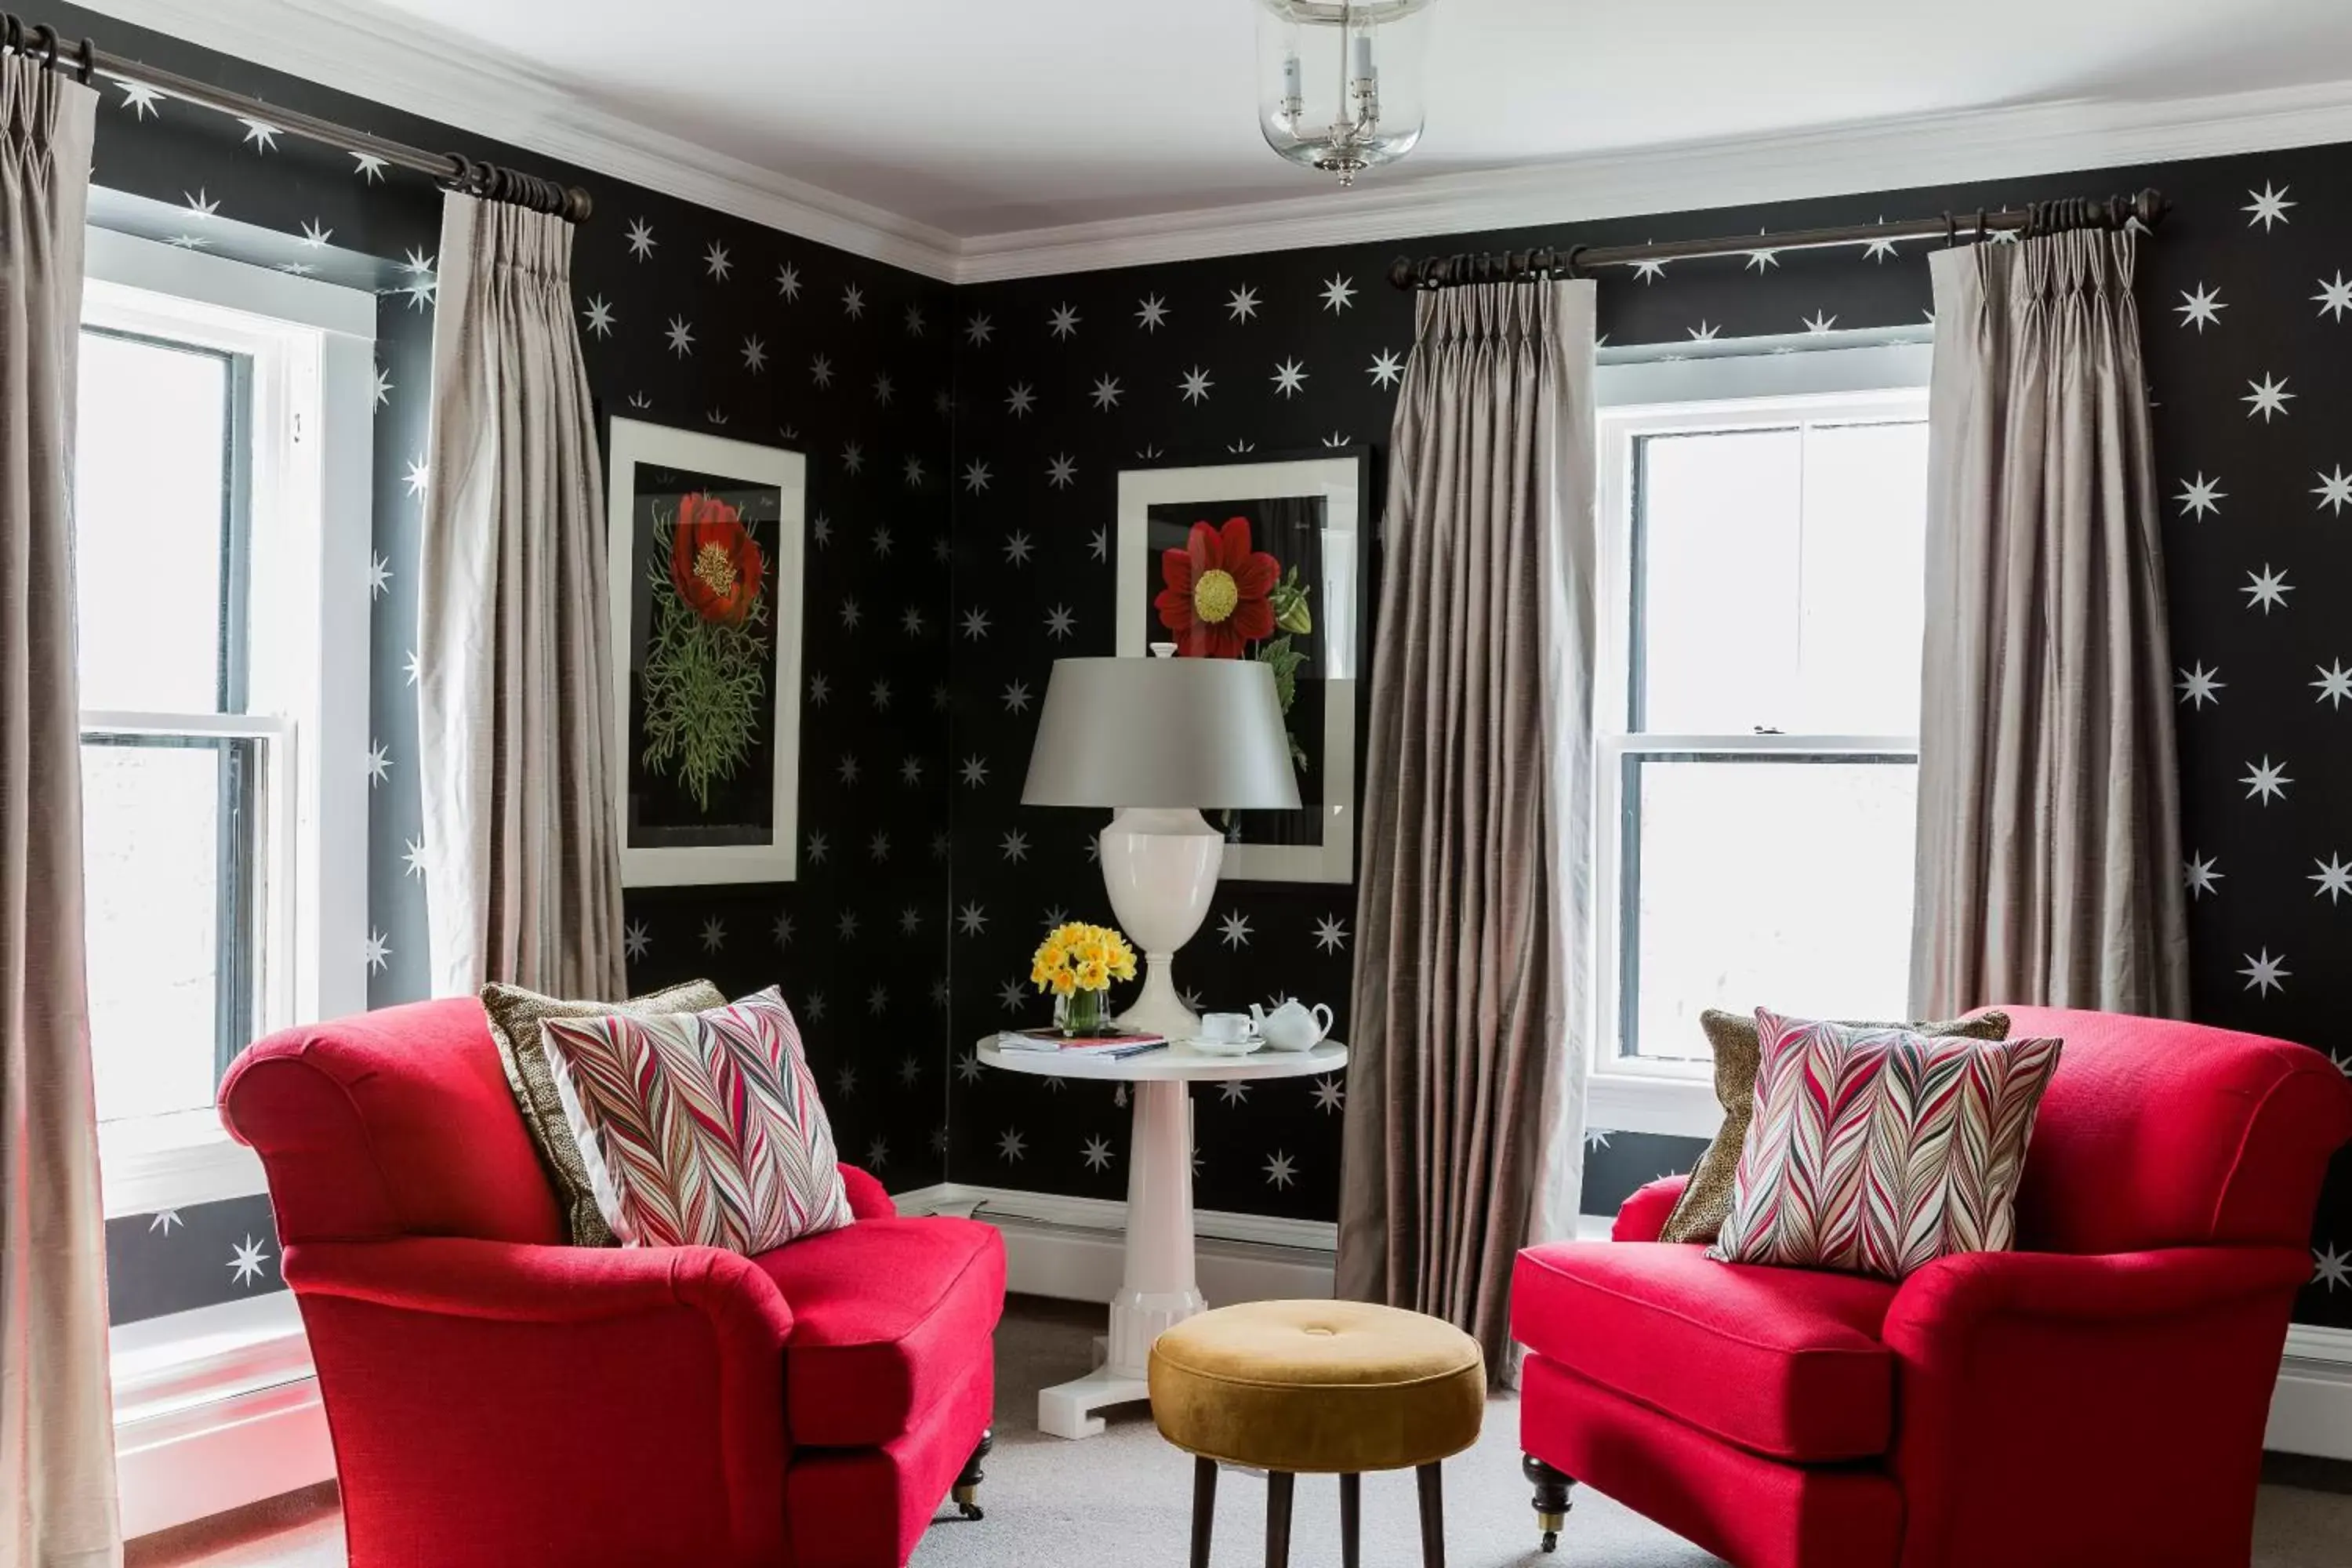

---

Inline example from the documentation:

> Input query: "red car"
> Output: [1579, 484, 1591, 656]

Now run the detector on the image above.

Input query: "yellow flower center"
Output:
[1192, 568, 1239, 624]
[692, 541, 739, 597]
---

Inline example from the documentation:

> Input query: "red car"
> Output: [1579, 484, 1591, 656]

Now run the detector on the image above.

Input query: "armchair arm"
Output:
[1880, 1245, 2312, 1568]
[837, 1162, 896, 1219]
[1612, 1174, 1690, 1242]
[285, 1238, 793, 1568]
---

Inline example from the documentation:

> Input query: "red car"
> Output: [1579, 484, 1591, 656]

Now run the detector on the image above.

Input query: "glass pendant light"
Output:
[1257, 1, 1436, 187]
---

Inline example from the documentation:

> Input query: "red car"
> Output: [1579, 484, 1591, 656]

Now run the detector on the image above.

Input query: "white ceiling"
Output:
[308, 0, 2352, 238]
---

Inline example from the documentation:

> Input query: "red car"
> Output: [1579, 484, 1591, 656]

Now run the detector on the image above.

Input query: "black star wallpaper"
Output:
[59, 3, 2351, 1330]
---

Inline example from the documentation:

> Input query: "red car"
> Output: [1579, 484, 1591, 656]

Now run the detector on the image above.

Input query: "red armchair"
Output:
[219, 997, 1005, 1568]
[1512, 1007, 2352, 1568]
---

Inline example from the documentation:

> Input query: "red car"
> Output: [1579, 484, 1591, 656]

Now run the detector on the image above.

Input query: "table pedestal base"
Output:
[1037, 1078, 1204, 1439]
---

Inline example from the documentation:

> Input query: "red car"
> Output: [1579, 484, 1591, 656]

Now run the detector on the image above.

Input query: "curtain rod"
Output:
[1386, 188, 2168, 291]
[0, 13, 593, 222]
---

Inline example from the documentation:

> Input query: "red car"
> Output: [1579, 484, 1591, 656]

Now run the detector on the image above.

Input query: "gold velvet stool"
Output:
[1149, 1300, 1486, 1568]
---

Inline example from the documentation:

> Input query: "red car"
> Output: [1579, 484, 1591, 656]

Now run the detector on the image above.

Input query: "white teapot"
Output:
[1250, 999, 1334, 1052]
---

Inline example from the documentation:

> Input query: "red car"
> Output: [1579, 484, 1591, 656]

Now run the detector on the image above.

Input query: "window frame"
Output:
[80, 229, 378, 1216]
[1587, 343, 1932, 1137]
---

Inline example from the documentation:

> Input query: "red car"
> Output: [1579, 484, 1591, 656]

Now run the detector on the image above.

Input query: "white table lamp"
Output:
[1022, 651, 1301, 1038]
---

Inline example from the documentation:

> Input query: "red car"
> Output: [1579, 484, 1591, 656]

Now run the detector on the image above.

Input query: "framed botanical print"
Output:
[604, 417, 805, 887]
[1116, 452, 1369, 884]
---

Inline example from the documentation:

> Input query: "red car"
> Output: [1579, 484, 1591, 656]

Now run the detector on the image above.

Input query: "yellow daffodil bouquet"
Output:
[1031, 921, 1138, 1035]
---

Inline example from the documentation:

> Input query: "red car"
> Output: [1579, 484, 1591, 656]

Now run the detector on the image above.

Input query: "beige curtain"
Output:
[0, 56, 120, 1568]
[1911, 230, 2187, 1018]
[1338, 279, 1596, 1373]
[418, 194, 626, 999]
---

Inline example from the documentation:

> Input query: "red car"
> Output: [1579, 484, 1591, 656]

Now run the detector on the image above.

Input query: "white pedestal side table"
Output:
[977, 1034, 1348, 1439]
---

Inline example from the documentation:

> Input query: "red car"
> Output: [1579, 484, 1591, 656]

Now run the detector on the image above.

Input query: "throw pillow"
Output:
[539, 986, 853, 1254]
[482, 977, 727, 1246]
[1708, 1010, 2062, 1279]
[1657, 1007, 2012, 1244]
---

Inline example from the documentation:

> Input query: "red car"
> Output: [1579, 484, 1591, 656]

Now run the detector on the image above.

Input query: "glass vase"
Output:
[1056, 987, 1111, 1036]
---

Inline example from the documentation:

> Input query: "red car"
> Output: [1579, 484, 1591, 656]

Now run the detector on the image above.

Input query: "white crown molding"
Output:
[83, 0, 964, 281]
[78, 2, 2352, 287]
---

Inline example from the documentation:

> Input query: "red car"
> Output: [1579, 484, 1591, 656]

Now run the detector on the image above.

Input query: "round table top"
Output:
[978, 1035, 1348, 1082]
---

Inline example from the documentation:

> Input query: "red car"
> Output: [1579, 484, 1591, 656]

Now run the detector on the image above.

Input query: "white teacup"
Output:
[1197, 1011, 1258, 1044]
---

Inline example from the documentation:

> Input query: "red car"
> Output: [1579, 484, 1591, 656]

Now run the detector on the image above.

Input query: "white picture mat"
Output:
[604, 417, 805, 887]
[1115, 457, 1360, 884]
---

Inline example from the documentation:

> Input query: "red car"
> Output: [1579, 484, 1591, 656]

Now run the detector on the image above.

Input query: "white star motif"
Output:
[1002, 681, 1033, 713]
[228, 1236, 270, 1287]
[996, 1128, 1027, 1163]
[1218, 909, 1253, 949]
[1271, 359, 1308, 397]
[1631, 255, 1668, 281]
[700, 916, 726, 953]
[582, 296, 615, 337]
[2240, 949, 2289, 996]
[836, 1063, 858, 1098]
[957, 1052, 984, 1084]
[2242, 756, 2292, 804]
[1044, 604, 1076, 639]
[2312, 856, 2352, 903]
[149, 1209, 183, 1233]
[401, 648, 420, 687]
[772, 913, 794, 949]
[2318, 469, 2352, 514]
[1090, 527, 1110, 561]
[1802, 310, 1838, 334]
[2315, 662, 2352, 707]
[2244, 374, 2294, 420]
[1004, 382, 1036, 416]
[903, 456, 926, 488]
[806, 993, 829, 1022]
[1320, 274, 1357, 311]
[1323, 431, 1351, 448]
[874, 372, 895, 406]
[840, 597, 863, 630]
[1688, 321, 1721, 343]
[365, 741, 391, 786]
[237, 118, 281, 154]
[2176, 663, 2224, 708]
[1180, 366, 1214, 404]
[1312, 1077, 1344, 1114]
[996, 978, 1028, 1013]
[807, 830, 829, 863]
[2184, 853, 2223, 899]
[811, 355, 836, 390]
[166, 234, 211, 250]
[1003, 531, 1033, 564]
[1263, 1151, 1298, 1190]
[1227, 286, 1261, 321]
[2245, 565, 2293, 613]
[867, 831, 890, 861]
[1367, 349, 1405, 388]
[299, 218, 332, 249]
[961, 607, 990, 640]
[1091, 375, 1123, 410]
[962, 756, 991, 788]
[401, 836, 426, 880]
[966, 314, 994, 347]
[1048, 303, 1081, 339]
[1046, 454, 1077, 490]
[367, 551, 392, 600]
[1313, 915, 1349, 954]
[2176, 473, 2225, 518]
[2245, 183, 2295, 229]
[775, 263, 801, 299]
[623, 920, 650, 961]
[741, 336, 767, 372]
[865, 1137, 891, 1171]
[1744, 243, 1780, 273]
[1000, 830, 1029, 864]
[2176, 283, 2226, 332]
[1136, 294, 1170, 330]
[183, 187, 220, 220]
[899, 757, 924, 786]
[905, 304, 926, 336]
[843, 285, 866, 319]
[959, 902, 990, 937]
[117, 80, 163, 119]
[1218, 1081, 1251, 1106]
[1082, 1136, 1115, 1172]
[665, 316, 695, 357]
[898, 606, 922, 635]
[2317, 274, 2352, 321]
[364, 928, 391, 974]
[964, 460, 993, 494]
[2317, 1243, 2352, 1291]
[372, 368, 394, 407]
[352, 152, 388, 183]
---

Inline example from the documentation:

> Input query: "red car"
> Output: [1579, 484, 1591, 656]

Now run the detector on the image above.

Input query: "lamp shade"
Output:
[1022, 656, 1303, 810]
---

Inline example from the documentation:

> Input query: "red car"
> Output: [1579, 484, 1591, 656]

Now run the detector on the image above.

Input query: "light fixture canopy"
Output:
[1257, 0, 1436, 188]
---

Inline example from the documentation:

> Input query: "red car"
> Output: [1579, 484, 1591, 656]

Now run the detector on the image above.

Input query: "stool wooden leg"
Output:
[1190, 1457, 1218, 1568]
[1415, 1462, 1446, 1568]
[1265, 1471, 1294, 1568]
[1339, 1473, 1360, 1568]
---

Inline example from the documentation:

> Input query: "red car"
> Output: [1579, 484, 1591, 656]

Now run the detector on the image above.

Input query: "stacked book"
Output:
[995, 1027, 1168, 1059]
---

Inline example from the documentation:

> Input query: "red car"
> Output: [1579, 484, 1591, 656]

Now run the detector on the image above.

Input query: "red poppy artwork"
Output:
[1154, 516, 1280, 658]
[668, 492, 766, 627]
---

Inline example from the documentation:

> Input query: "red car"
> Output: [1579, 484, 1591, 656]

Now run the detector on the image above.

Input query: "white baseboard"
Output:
[2269, 1324, 2352, 1463]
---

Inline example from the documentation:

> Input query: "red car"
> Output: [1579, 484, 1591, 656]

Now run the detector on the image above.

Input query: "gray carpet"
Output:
[909, 1296, 2352, 1568]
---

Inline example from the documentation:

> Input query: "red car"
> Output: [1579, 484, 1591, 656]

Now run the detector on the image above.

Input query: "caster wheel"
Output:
[1541, 1530, 1559, 1553]
[959, 1502, 985, 1522]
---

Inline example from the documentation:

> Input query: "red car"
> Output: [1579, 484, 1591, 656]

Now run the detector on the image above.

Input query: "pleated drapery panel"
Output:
[0, 53, 122, 1568]
[1911, 230, 2188, 1018]
[1337, 280, 1596, 1374]
[417, 194, 626, 1000]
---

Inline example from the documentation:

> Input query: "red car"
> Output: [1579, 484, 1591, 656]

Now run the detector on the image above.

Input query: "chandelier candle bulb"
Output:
[1258, 1, 1433, 187]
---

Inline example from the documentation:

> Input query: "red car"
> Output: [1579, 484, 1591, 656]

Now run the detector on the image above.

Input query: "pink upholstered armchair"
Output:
[220, 997, 1006, 1568]
[1512, 1007, 2352, 1568]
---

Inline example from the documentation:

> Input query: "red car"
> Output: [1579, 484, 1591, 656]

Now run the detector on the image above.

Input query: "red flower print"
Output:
[668, 492, 765, 626]
[1153, 517, 1279, 658]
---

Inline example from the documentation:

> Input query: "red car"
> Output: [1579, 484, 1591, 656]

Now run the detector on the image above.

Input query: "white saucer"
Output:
[1179, 1035, 1265, 1057]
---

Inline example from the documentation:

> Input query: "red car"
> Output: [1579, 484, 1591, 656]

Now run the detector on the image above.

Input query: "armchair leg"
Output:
[954, 1428, 995, 1521]
[1522, 1454, 1574, 1554]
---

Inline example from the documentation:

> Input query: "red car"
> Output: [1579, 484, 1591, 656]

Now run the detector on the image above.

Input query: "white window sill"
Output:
[1585, 1069, 1723, 1140]
[100, 1112, 267, 1218]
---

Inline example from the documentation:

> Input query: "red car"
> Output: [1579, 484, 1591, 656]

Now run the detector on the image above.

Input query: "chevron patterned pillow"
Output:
[1708, 1010, 2063, 1279]
[539, 986, 853, 1253]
